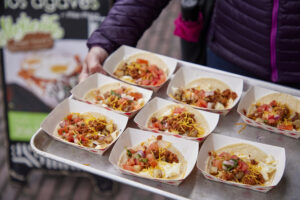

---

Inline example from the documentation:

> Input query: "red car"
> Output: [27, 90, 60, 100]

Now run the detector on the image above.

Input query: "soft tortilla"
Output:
[118, 136, 187, 180]
[83, 82, 143, 112]
[247, 93, 300, 116]
[205, 143, 276, 186]
[54, 112, 118, 150]
[115, 52, 169, 81]
[186, 77, 230, 92]
[147, 104, 210, 137]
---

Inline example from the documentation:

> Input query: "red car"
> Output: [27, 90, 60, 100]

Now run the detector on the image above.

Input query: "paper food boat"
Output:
[167, 67, 243, 115]
[103, 45, 177, 92]
[134, 97, 219, 142]
[197, 134, 285, 192]
[71, 73, 153, 118]
[41, 98, 128, 155]
[109, 128, 199, 186]
[237, 86, 300, 139]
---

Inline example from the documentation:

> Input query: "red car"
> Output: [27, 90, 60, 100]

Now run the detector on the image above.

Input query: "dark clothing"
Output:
[87, 0, 170, 54]
[88, 0, 300, 84]
[208, 0, 300, 84]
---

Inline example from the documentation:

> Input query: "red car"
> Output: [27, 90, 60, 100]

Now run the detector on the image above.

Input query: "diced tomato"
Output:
[149, 159, 157, 167]
[129, 92, 143, 100]
[212, 159, 223, 170]
[146, 153, 157, 167]
[278, 124, 293, 131]
[152, 122, 163, 130]
[198, 90, 206, 99]
[237, 160, 248, 172]
[77, 135, 87, 142]
[148, 65, 159, 73]
[123, 164, 135, 172]
[67, 114, 73, 121]
[173, 107, 186, 114]
[118, 98, 127, 105]
[136, 59, 149, 65]
[58, 128, 64, 136]
[63, 127, 69, 133]
[129, 149, 137, 154]
[230, 155, 239, 160]
[268, 118, 276, 124]
[147, 142, 159, 154]
[96, 96, 103, 101]
[127, 158, 135, 166]
[268, 115, 274, 120]
[67, 136, 74, 143]
[141, 79, 150, 85]
[219, 152, 231, 160]
[73, 118, 81, 123]
[196, 99, 208, 108]
[270, 100, 277, 107]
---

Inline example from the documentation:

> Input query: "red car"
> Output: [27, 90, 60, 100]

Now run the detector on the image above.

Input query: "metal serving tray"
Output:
[31, 61, 300, 200]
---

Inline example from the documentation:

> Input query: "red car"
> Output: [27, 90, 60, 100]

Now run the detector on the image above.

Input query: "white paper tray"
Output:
[31, 59, 300, 200]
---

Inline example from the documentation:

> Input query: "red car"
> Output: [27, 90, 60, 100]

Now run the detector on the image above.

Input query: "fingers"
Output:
[86, 51, 104, 74]
[79, 60, 89, 82]
[79, 46, 109, 82]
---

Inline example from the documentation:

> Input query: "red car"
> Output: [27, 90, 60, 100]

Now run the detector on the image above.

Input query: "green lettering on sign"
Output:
[8, 111, 48, 141]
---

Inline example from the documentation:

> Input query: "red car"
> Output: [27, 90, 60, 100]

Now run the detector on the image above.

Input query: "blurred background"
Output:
[0, 1, 180, 200]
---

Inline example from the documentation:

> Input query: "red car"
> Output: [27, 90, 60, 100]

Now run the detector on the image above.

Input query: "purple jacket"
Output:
[88, 0, 300, 84]
[87, 0, 170, 54]
[208, 0, 300, 84]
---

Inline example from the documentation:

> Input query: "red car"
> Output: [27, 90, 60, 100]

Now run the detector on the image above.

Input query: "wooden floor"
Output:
[0, 1, 181, 200]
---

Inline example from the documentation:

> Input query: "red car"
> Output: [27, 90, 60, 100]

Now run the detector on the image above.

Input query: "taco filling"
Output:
[56, 112, 118, 149]
[172, 87, 237, 110]
[120, 135, 186, 179]
[84, 85, 144, 112]
[114, 58, 166, 86]
[207, 151, 276, 186]
[148, 106, 206, 137]
[247, 100, 300, 131]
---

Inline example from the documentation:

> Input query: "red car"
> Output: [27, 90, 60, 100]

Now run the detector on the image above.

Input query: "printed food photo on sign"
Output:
[2, 13, 87, 110]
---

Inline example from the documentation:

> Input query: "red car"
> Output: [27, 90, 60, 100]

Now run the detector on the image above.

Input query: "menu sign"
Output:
[0, 0, 110, 180]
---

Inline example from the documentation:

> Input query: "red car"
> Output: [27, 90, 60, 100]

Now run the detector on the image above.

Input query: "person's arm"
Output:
[87, 0, 170, 54]
[80, 0, 170, 81]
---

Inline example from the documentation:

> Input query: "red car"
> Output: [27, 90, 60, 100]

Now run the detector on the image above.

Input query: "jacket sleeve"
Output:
[87, 0, 170, 54]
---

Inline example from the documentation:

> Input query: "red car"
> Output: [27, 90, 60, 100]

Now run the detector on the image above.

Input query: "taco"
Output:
[83, 83, 145, 113]
[55, 112, 118, 149]
[205, 143, 277, 186]
[247, 93, 300, 131]
[113, 53, 168, 87]
[118, 135, 187, 180]
[147, 105, 209, 138]
[171, 78, 238, 110]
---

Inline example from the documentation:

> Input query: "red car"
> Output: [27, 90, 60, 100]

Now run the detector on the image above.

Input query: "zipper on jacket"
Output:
[270, 0, 279, 82]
